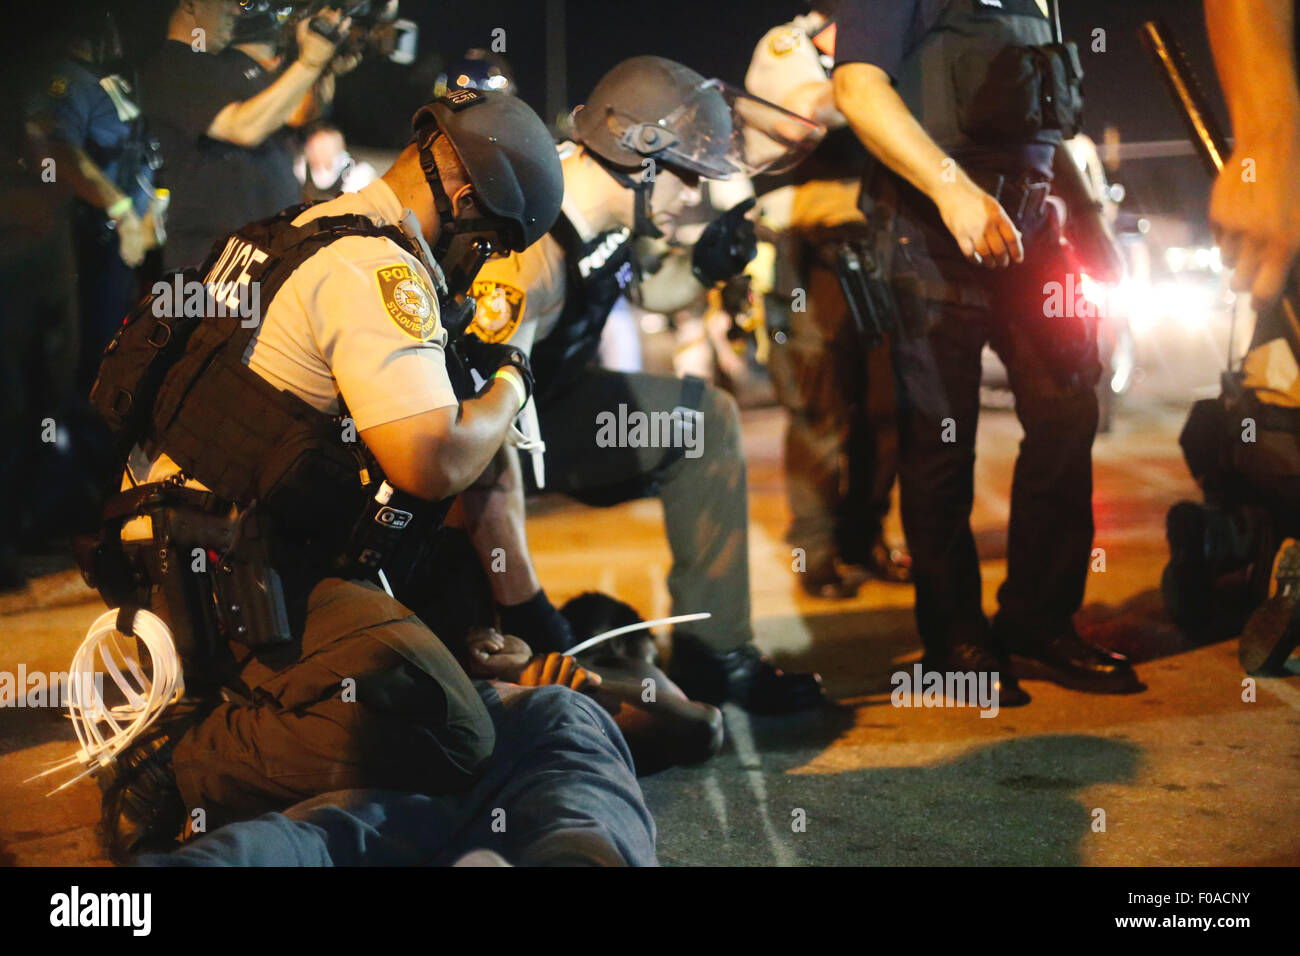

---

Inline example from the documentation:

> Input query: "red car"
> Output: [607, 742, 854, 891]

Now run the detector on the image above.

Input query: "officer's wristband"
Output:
[107, 197, 133, 221]
[494, 366, 527, 413]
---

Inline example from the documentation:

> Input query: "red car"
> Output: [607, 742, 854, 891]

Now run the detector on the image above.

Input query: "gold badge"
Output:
[769, 27, 803, 57]
[374, 263, 438, 341]
[469, 279, 527, 343]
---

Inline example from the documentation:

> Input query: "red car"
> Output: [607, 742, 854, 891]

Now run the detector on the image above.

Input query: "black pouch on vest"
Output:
[954, 44, 1045, 143]
[1038, 42, 1085, 138]
[90, 270, 206, 462]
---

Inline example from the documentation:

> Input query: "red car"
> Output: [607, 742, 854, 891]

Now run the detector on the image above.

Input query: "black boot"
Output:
[1239, 542, 1300, 674]
[96, 698, 210, 863]
[668, 633, 825, 715]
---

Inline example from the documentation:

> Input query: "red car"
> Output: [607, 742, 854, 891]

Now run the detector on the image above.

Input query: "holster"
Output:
[75, 482, 292, 680]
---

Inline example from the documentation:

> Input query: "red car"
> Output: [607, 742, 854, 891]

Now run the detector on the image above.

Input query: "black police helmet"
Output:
[571, 56, 733, 180]
[411, 90, 563, 253]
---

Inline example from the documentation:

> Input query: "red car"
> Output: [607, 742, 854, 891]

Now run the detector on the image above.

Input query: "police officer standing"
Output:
[747, 0, 911, 599]
[832, 0, 1142, 701]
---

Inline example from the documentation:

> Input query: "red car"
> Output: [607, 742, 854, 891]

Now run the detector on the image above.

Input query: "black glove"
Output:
[692, 197, 758, 286]
[458, 335, 535, 404]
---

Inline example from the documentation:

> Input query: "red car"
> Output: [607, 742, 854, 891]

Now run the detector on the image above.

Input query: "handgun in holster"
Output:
[208, 506, 293, 653]
[834, 241, 899, 351]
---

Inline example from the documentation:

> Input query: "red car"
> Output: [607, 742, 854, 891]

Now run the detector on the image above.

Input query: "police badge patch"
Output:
[769, 27, 804, 57]
[469, 279, 527, 343]
[375, 263, 439, 341]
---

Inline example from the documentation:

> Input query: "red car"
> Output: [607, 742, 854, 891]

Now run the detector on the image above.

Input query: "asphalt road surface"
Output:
[2, 378, 1297, 866]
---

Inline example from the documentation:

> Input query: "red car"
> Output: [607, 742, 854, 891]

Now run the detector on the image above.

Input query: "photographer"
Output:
[138, 0, 352, 270]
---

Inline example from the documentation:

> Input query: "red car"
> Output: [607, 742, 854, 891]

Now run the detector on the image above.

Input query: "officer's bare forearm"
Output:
[1205, 0, 1300, 138]
[460, 447, 543, 605]
[207, 59, 326, 147]
[833, 62, 972, 201]
[361, 381, 519, 501]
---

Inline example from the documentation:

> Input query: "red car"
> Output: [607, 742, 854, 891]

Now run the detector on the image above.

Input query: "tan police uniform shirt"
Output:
[464, 146, 591, 357]
[745, 14, 864, 231]
[125, 178, 455, 496]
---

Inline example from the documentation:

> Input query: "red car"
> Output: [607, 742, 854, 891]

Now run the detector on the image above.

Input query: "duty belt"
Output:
[973, 173, 1052, 225]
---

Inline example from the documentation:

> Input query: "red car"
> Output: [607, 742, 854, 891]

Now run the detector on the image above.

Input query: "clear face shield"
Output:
[614, 79, 825, 181]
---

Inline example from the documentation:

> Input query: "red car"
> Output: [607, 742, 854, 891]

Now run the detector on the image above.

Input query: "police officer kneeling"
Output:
[82, 89, 563, 858]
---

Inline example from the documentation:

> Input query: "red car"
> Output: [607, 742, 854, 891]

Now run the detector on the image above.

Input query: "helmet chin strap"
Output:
[410, 120, 510, 335]
[586, 150, 665, 240]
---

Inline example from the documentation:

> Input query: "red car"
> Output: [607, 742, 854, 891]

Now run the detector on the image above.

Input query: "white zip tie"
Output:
[566, 611, 712, 658]
[28, 608, 184, 795]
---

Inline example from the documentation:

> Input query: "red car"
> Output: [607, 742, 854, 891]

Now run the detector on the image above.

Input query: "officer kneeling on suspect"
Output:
[81, 88, 578, 860]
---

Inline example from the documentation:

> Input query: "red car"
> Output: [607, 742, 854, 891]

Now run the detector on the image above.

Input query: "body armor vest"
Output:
[85, 206, 445, 665]
[896, 0, 1081, 156]
[529, 212, 637, 405]
[94, 204, 419, 535]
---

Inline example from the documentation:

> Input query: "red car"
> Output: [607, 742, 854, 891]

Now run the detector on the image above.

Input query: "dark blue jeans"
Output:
[139, 684, 657, 867]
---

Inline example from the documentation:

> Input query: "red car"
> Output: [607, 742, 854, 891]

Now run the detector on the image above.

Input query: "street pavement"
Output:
[1, 378, 1297, 866]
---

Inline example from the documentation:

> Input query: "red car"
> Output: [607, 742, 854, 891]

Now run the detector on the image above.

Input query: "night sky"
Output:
[65, 1, 1239, 230]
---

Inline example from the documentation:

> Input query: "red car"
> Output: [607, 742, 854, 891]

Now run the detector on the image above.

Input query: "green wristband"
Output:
[494, 366, 527, 412]
[107, 196, 133, 220]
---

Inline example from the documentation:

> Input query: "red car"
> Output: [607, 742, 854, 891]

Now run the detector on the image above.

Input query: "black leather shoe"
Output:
[669, 633, 825, 715]
[999, 623, 1145, 694]
[921, 641, 1031, 708]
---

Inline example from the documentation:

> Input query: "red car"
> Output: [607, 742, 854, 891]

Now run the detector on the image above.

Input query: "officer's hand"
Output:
[1211, 122, 1300, 305]
[115, 210, 147, 268]
[297, 8, 351, 71]
[692, 197, 758, 286]
[465, 628, 534, 680]
[935, 179, 1023, 268]
[459, 335, 535, 404]
[518, 653, 602, 691]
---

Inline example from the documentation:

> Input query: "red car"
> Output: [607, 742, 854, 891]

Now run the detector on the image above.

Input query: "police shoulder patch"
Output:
[769, 27, 804, 57]
[374, 263, 439, 341]
[469, 279, 527, 344]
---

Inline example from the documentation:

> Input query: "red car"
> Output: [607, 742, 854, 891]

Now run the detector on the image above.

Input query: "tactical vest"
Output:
[529, 212, 637, 405]
[896, 0, 1082, 156]
[94, 204, 422, 531]
[86, 205, 447, 663]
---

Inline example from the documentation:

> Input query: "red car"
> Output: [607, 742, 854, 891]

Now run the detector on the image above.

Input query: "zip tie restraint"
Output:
[565, 611, 712, 658]
[27, 607, 184, 795]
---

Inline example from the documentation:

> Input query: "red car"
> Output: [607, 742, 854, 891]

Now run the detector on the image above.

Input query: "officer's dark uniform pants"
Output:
[769, 236, 900, 569]
[536, 369, 753, 653]
[890, 194, 1101, 654]
[171, 578, 496, 830]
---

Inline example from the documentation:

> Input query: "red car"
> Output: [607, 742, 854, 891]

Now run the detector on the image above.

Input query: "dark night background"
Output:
[16, 1, 1245, 233]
